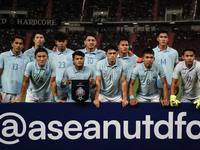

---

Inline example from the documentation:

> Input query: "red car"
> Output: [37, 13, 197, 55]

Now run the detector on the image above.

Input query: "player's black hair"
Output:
[32, 31, 45, 39]
[54, 31, 68, 41]
[105, 44, 118, 53]
[117, 38, 129, 45]
[85, 34, 96, 40]
[12, 35, 25, 44]
[142, 48, 154, 57]
[182, 47, 196, 56]
[35, 48, 48, 56]
[157, 30, 169, 37]
[72, 51, 85, 59]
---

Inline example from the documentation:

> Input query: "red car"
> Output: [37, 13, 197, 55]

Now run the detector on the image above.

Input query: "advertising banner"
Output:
[0, 103, 200, 150]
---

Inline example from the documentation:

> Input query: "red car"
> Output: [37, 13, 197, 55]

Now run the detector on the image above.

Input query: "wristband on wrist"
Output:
[64, 81, 67, 86]
[54, 97, 58, 101]
[130, 95, 134, 100]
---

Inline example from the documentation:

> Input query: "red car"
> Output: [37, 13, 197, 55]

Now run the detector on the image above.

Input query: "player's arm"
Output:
[129, 78, 138, 106]
[89, 78, 95, 88]
[160, 76, 169, 107]
[61, 78, 72, 88]
[171, 78, 178, 95]
[10, 76, 30, 103]
[93, 76, 103, 108]
[119, 76, 128, 107]
[51, 77, 65, 102]
[0, 68, 2, 102]
[174, 63, 179, 95]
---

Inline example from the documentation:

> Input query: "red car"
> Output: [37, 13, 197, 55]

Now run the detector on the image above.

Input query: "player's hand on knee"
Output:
[93, 99, 102, 108]
[9, 99, 21, 103]
[170, 95, 180, 107]
[120, 99, 129, 108]
[56, 100, 66, 103]
[161, 99, 169, 107]
[130, 99, 138, 106]
[193, 96, 200, 109]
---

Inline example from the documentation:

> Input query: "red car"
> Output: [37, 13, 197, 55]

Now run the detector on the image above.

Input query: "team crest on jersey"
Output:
[127, 58, 131, 63]
[75, 87, 85, 101]
[103, 69, 108, 73]
[155, 55, 159, 58]
[95, 55, 98, 58]
[181, 69, 186, 75]
[83, 74, 88, 79]
[46, 71, 50, 76]
[116, 68, 120, 74]
[153, 72, 157, 78]
[168, 54, 172, 58]
[20, 60, 24, 64]
[66, 56, 71, 61]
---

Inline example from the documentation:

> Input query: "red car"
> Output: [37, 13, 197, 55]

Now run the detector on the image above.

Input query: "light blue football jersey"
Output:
[77, 48, 106, 79]
[96, 58, 127, 98]
[131, 62, 166, 97]
[172, 60, 200, 100]
[0, 50, 30, 94]
[62, 66, 94, 102]
[24, 60, 56, 100]
[153, 46, 178, 88]
[49, 48, 74, 90]
[117, 53, 138, 88]
[24, 46, 52, 62]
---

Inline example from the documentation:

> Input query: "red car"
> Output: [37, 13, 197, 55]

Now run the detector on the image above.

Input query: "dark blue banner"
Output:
[0, 103, 200, 150]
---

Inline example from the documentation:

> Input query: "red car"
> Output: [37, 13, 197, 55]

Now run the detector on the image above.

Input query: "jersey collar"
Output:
[73, 65, 85, 73]
[156, 45, 170, 52]
[183, 60, 196, 69]
[142, 62, 154, 71]
[10, 50, 22, 57]
[56, 48, 68, 55]
[83, 48, 98, 55]
[35, 61, 48, 70]
[105, 58, 118, 67]
[117, 53, 129, 59]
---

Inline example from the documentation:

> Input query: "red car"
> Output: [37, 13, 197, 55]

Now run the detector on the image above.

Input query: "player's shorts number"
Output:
[58, 62, 65, 68]
[13, 63, 18, 70]
[161, 59, 166, 65]
[147, 79, 150, 85]
[88, 58, 93, 64]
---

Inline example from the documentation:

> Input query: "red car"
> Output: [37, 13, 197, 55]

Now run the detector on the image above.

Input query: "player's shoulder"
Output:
[0, 51, 10, 57]
[84, 66, 93, 72]
[22, 54, 30, 61]
[153, 62, 164, 70]
[168, 47, 178, 53]
[194, 60, 200, 68]
[24, 48, 33, 54]
[45, 47, 52, 53]
[26, 61, 34, 68]
[76, 48, 85, 52]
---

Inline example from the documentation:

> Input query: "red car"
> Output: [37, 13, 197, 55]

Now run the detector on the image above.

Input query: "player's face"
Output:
[142, 53, 155, 68]
[55, 40, 68, 51]
[84, 36, 96, 50]
[73, 55, 84, 67]
[106, 49, 118, 63]
[35, 52, 48, 67]
[118, 40, 129, 53]
[157, 33, 169, 46]
[182, 51, 195, 66]
[33, 34, 45, 47]
[12, 38, 24, 53]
